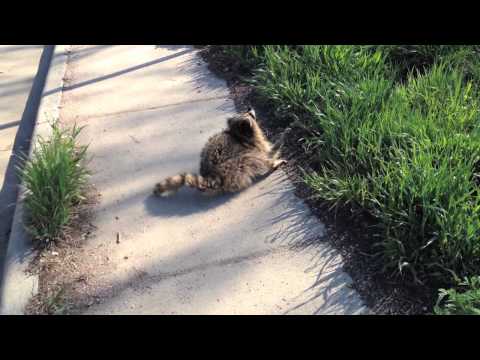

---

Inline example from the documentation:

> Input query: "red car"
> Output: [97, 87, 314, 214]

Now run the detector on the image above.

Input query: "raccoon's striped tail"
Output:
[153, 173, 221, 197]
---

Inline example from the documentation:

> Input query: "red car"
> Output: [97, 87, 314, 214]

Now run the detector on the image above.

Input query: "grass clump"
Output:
[435, 277, 480, 315]
[19, 121, 89, 245]
[210, 45, 480, 313]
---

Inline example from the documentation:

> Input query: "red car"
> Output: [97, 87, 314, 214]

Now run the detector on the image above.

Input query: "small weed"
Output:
[18, 120, 89, 245]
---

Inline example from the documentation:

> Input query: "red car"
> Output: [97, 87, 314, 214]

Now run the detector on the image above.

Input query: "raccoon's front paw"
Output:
[273, 159, 287, 170]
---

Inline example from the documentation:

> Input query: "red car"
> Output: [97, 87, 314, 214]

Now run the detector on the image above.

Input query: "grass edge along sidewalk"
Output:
[205, 45, 480, 315]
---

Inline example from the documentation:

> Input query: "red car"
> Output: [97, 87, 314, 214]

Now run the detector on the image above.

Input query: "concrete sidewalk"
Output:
[0, 45, 45, 278]
[58, 45, 368, 314]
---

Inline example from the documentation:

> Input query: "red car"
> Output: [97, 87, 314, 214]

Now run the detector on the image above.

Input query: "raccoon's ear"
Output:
[247, 107, 256, 119]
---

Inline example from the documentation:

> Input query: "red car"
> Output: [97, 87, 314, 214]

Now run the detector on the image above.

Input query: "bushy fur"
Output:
[153, 109, 285, 196]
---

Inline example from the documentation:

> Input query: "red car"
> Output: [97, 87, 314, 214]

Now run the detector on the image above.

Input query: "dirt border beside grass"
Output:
[24, 184, 101, 315]
[198, 45, 437, 315]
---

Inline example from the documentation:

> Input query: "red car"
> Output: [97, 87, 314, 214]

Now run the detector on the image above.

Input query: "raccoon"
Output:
[153, 108, 286, 197]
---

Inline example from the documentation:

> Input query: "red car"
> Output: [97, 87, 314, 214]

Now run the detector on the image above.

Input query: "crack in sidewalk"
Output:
[82, 245, 293, 310]
[141, 245, 291, 286]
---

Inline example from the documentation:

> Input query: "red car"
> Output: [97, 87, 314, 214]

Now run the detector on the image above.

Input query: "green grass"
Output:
[18, 121, 89, 245]
[435, 276, 480, 315]
[212, 45, 480, 313]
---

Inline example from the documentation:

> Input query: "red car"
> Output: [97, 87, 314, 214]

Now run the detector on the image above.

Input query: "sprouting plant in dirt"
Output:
[18, 120, 90, 245]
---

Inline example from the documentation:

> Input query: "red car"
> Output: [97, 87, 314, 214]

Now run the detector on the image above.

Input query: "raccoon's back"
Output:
[200, 132, 243, 176]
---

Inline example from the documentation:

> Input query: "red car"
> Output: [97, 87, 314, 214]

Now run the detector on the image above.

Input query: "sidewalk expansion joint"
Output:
[63, 95, 231, 122]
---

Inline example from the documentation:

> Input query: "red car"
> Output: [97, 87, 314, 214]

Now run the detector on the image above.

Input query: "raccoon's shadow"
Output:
[144, 172, 277, 218]
[144, 187, 238, 218]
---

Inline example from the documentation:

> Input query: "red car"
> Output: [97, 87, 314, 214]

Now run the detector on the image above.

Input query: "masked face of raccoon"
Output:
[227, 116, 254, 140]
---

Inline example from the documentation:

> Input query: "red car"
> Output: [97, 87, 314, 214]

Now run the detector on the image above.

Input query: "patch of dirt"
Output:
[24, 186, 115, 315]
[198, 46, 437, 315]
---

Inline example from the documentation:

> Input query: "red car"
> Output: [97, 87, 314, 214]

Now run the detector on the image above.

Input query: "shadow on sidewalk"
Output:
[143, 171, 283, 218]
[0, 45, 54, 283]
[44, 48, 195, 97]
[145, 189, 237, 217]
[0, 120, 21, 132]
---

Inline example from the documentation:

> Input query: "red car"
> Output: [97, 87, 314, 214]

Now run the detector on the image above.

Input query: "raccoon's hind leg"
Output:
[266, 147, 286, 171]
[183, 173, 222, 193]
[267, 129, 291, 171]
[268, 126, 292, 162]
[222, 173, 254, 193]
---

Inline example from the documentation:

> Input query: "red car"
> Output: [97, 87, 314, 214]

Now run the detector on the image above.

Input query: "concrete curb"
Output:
[0, 45, 70, 315]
